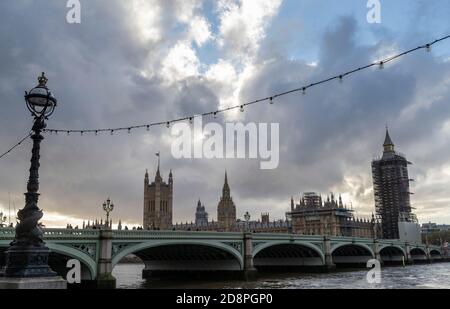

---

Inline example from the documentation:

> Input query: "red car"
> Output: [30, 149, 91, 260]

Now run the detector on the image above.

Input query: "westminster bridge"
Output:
[0, 228, 446, 288]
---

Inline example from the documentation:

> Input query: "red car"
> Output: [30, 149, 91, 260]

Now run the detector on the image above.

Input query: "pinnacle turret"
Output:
[383, 127, 395, 152]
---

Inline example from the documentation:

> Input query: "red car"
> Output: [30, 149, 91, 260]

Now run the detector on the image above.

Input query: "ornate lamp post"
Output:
[102, 198, 114, 228]
[4, 73, 58, 278]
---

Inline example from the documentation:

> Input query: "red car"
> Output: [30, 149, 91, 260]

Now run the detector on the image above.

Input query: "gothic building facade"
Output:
[173, 173, 289, 233]
[143, 162, 173, 230]
[195, 199, 209, 226]
[372, 129, 416, 239]
[217, 172, 237, 231]
[287, 192, 373, 238]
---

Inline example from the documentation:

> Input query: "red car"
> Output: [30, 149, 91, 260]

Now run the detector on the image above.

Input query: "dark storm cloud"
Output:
[233, 16, 450, 219]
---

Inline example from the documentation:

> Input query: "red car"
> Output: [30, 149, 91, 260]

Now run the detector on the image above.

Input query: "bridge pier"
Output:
[373, 240, 382, 265]
[404, 243, 413, 265]
[323, 237, 336, 272]
[96, 229, 116, 289]
[425, 245, 432, 264]
[242, 233, 257, 280]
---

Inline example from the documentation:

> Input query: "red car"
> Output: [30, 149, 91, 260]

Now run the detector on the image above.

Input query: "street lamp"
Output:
[4, 73, 58, 278]
[244, 211, 251, 232]
[0, 212, 7, 227]
[102, 198, 114, 228]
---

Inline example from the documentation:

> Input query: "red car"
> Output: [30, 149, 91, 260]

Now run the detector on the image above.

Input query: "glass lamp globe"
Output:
[25, 72, 57, 118]
[244, 212, 251, 222]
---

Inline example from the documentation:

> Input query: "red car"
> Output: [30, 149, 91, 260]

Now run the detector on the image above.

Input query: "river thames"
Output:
[113, 263, 450, 289]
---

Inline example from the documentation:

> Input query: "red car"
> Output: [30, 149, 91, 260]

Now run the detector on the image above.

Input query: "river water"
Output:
[112, 263, 450, 289]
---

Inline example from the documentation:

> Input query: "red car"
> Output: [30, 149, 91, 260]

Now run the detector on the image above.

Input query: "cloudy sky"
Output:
[0, 0, 449, 228]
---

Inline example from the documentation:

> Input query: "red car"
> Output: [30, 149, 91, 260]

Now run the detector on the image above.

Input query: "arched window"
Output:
[150, 201, 155, 213]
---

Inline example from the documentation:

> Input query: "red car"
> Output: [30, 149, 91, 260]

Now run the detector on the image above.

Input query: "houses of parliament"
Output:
[143, 159, 173, 230]
[142, 163, 374, 237]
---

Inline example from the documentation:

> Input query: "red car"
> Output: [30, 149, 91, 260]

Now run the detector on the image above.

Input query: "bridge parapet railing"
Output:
[43, 229, 100, 239]
[377, 239, 429, 248]
[112, 230, 244, 239]
[0, 228, 440, 252]
[252, 233, 324, 242]
[0, 228, 100, 240]
[0, 228, 15, 239]
[251, 234, 375, 242]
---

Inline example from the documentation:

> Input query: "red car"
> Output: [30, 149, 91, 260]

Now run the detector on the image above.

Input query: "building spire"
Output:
[155, 152, 162, 181]
[156, 152, 160, 173]
[383, 127, 395, 152]
[222, 171, 230, 197]
[168, 169, 173, 185]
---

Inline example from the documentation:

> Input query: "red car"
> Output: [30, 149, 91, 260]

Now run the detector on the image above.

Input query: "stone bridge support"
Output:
[425, 245, 432, 263]
[404, 243, 413, 265]
[243, 233, 257, 280]
[96, 229, 116, 289]
[323, 237, 336, 271]
[373, 240, 381, 264]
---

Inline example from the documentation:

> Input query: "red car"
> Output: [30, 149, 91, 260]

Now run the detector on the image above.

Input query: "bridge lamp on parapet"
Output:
[3, 73, 59, 278]
[244, 211, 251, 232]
[0, 212, 7, 227]
[103, 198, 114, 227]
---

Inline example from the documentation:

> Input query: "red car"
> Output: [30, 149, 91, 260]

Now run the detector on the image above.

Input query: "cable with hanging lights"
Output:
[0, 131, 33, 160]
[35, 34, 449, 137]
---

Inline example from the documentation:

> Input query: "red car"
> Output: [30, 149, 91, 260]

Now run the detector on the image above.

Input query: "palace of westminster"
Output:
[139, 129, 419, 240]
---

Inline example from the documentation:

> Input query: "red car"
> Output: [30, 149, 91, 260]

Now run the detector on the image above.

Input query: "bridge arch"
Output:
[379, 246, 405, 265]
[331, 243, 374, 266]
[379, 245, 406, 256]
[253, 242, 324, 268]
[46, 243, 97, 280]
[410, 247, 427, 255]
[331, 243, 375, 257]
[409, 247, 428, 262]
[253, 242, 324, 261]
[430, 249, 442, 259]
[430, 249, 441, 255]
[111, 240, 244, 271]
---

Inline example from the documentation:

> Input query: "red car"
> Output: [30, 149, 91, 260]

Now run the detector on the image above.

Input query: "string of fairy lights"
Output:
[42, 35, 450, 137]
[1, 35, 449, 160]
[0, 131, 32, 160]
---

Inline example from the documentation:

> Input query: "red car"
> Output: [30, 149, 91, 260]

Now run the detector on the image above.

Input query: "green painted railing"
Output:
[0, 228, 100, 240]
[112, 230, 244, 239]
[0, 228, 440, 251]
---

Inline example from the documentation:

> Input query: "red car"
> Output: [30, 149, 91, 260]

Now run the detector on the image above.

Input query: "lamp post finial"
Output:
[38, 72, 48, 86]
